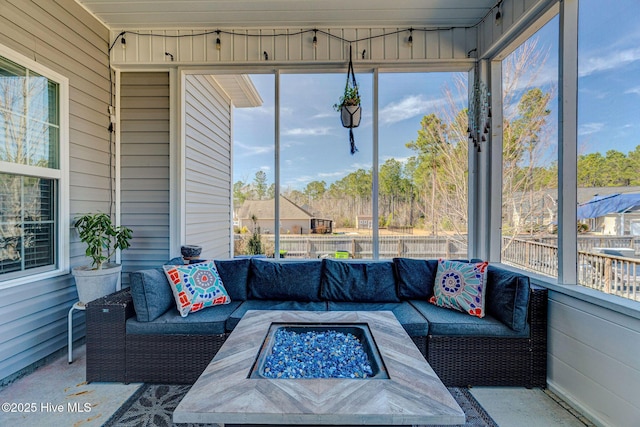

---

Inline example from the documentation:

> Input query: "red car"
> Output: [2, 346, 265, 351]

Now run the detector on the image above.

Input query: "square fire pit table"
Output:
[173, 310, 465, 425]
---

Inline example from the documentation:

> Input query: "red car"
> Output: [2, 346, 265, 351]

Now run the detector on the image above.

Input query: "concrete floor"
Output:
[0, 344, 592, 427]
[469, 388, 594, 427]
[0, 345, 141, 427]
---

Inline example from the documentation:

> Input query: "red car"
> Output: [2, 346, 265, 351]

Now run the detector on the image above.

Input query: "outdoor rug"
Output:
[103, 384, 498, 427]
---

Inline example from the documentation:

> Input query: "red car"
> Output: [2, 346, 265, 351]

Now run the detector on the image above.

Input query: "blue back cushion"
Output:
[129, 268, 174, 322]
[248, 259, 323, 302]
[485, 266, 531, 331]
[213, 258, 250, 301]
[393, 258, 438, 300]
[320, 259, 400, 303]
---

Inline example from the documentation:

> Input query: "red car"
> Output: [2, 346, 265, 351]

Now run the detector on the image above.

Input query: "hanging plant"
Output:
[333, 45, 361, 154]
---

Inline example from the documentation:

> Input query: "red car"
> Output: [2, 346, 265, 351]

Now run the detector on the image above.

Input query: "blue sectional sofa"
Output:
[85, 257, 547, 387]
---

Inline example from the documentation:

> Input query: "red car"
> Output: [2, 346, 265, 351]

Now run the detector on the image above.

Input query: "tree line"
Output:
[233, 39, 635, 240]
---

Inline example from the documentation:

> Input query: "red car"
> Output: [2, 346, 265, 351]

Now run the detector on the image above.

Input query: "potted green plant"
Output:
[72, 213, 133, 304]
[334, 81, 362, 129]
[334, 45, 361, 154]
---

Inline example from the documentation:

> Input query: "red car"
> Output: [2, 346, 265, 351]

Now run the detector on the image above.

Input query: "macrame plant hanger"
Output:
[341, 44, 361, 154]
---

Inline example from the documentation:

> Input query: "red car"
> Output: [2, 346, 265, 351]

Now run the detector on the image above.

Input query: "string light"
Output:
[108, 3, 504, 55]
[109, 26, 477, 55]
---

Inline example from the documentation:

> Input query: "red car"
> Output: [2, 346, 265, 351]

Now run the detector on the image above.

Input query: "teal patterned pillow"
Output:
[429, 259, 488, 318]
[163, 261, 230, 317]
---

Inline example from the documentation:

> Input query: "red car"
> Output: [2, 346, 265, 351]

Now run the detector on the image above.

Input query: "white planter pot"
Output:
[340, 105, 361, 128]
[72, 263, 122, 304]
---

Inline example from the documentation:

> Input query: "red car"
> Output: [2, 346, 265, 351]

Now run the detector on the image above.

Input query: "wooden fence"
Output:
[235, 234, 468, 259]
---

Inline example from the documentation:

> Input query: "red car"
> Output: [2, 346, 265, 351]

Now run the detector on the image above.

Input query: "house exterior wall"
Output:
[120, 72, 171, 275]
[109, 27, 476, 66]
[183, 75, 233, 258]
[547, 291, 640, 427]
[477, 0, 555, 58]
[599, 213, 640, 236]
[0, 0, 110, 382]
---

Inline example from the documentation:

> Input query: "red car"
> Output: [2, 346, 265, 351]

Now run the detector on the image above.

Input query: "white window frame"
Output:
[0, 44, 69, 289]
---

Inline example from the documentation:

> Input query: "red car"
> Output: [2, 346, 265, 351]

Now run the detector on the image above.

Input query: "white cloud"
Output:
[579, 47, 640, 77]
[234, 141, 274, 156]
[578, 122, 604, 136]
[234, 104, 273, 117]
[379, 95, 442, 125]
[625, 86, 640, 96]
[312, 112, 335, 120]
[282, 127, 332, 137]
[318, 171, 348, 179]
[283, 175, 316, 186]
[381, 155, 411, 164]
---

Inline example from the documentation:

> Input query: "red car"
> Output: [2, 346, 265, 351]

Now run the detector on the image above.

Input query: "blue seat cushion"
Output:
[214, 258, 250, 301]
[485, 266, 531, 332]
[248, 259, 323, 302]
[227, 300, 328, 331]
[393, 258, 438, 300]
[410, 300, 529, 337]
[126, 301, 242, 335]
[320, 259, 400, 302]
[327, 301, 429, 337]
[129, 268, 174, 322]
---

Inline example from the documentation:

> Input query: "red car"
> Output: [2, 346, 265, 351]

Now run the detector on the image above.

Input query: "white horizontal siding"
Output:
[120, 72, 171, 274]
[547, 292, 640, 427]
[0, 0, 110, 383]
[110, 27, 476, 65]
[184, 74, 233, 258]
[476, 0, 554, 58]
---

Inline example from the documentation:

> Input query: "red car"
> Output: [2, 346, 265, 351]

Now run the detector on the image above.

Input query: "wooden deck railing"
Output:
[502, 237, 559, 277]
[502, 237, 640, 301]
[577, 251, 640, 301]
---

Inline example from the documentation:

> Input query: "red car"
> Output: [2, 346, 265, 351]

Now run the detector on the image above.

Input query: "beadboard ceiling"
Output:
[76, 0, 497, 30]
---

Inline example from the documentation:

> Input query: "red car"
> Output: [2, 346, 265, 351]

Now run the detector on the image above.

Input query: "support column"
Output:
[558, 0, 578, 284]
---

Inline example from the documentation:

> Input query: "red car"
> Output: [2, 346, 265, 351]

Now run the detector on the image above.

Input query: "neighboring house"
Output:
[236, 196, 333, 234]
[504, 186, 640, 233]
[356, 215, 373, 230]
[577, 192, 640, 236]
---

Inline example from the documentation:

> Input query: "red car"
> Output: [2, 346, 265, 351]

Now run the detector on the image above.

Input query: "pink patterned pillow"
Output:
[163, 261, 230, 317]
[429, 259, 489, 318]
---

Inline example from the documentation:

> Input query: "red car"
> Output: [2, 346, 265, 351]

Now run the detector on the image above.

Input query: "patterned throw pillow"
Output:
[163, 261, 230, 317]
[429, 259, 489, 318]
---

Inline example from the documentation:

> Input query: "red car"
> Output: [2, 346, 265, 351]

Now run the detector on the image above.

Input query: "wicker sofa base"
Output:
[427, 335, 544, 388]
[86, 286, 547, 387]
[125, 333, 228, 384]
[426, 284, 547, 388]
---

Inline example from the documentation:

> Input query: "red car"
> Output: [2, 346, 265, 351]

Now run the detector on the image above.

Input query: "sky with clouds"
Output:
[232, 0, 640, 190]
[233, 71, 466, 190]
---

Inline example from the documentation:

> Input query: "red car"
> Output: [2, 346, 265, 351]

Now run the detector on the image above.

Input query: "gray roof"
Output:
[237, 195, 316, 221]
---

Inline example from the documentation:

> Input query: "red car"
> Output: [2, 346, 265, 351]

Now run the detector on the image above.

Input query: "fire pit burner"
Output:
[249, 323, 388, 379]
